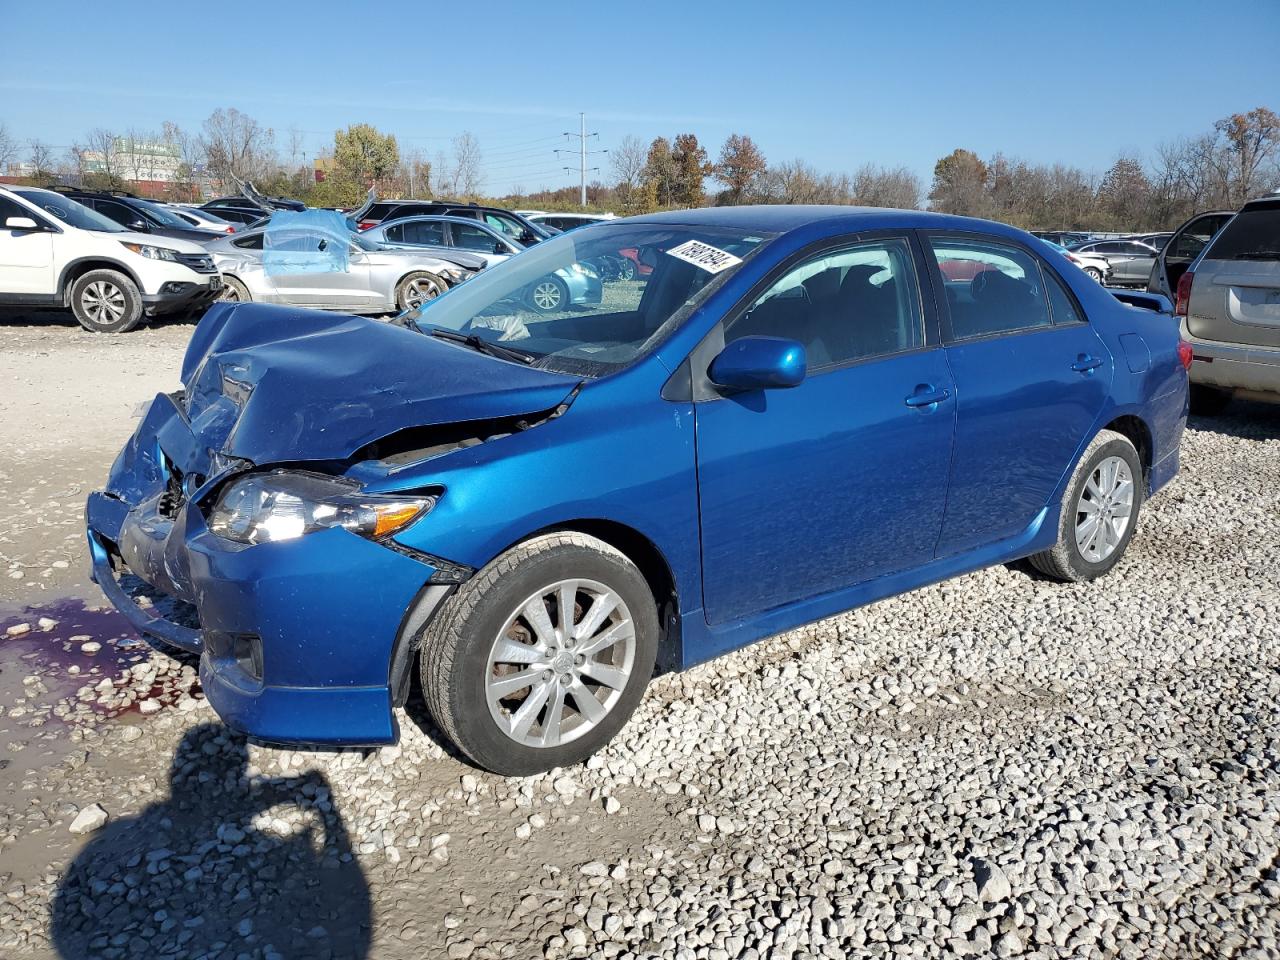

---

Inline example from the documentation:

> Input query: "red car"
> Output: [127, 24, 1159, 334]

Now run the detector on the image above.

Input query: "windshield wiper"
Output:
[427, 328, 537, 365]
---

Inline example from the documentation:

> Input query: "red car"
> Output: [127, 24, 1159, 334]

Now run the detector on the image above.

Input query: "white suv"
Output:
[0, 186, 223, 333]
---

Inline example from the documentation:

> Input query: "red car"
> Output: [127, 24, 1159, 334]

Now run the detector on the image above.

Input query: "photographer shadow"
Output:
[51, 723, 370, 960]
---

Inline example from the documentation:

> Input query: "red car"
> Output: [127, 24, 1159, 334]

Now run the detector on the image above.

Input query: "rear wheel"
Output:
[70, 269, 142, 333]
[1029, 429, 1143, 582]
[396, 271, 446, 312]
[421, 532, 658, 776]
[1189, 384, 1232, 416]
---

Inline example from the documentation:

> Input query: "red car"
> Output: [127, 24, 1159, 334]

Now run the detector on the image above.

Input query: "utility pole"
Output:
[556, 113, 606, 209]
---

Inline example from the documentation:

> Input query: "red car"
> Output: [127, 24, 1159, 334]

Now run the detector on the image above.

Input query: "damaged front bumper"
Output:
[84, 391, 462, 747]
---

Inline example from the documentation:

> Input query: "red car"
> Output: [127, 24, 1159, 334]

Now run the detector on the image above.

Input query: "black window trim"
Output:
[690, 229, 940, 401]
[919, 229, 1088, 346]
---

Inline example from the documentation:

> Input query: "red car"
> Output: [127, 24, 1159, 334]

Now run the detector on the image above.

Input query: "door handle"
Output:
[1072, 355, 1104, 373]
[904, 385, 950, 408]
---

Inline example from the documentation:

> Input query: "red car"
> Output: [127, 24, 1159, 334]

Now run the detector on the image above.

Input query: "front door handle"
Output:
[904, 385, 950, 408]
[1072, 354, 1104, 373]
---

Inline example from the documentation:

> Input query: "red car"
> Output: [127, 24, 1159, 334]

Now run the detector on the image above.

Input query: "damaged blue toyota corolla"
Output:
[86, 206, 1190, 775]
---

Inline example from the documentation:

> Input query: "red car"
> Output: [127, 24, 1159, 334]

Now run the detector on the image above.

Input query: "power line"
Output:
[553, 113, 607, 208]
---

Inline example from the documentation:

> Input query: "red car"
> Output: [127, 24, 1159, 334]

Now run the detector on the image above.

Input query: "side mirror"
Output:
[4, 216, 39, 231]
[127, 219, 149, 232]
[494, 241, 507, 254]
[709, 336, 806, 391]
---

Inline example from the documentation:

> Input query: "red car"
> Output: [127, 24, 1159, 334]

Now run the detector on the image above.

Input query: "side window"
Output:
[1044, 269, 1083, 325]
[484, 212, 525, 240]
[404, 221, 446, 246]
[725, 238, 924, 370]
[0, 197, 37, 224]
[232, 233, 264, 250]
[929, 237, 1051, 340]
[452, 223, 499, 253]
[93, 200, 133, 227]
[382, 224, 404, 243]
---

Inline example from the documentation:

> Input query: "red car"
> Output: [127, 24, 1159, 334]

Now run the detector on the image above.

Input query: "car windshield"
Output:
[136, 200, 194, 228]
[15, 189, 125, 233]
[401, 222, 774, 377]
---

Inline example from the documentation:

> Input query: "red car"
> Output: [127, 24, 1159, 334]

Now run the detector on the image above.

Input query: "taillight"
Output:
[1175, 271, 1194, 317]
[1065, 253, 1080, 264]
[1177, 340, 1193, 370]
[358, 220, 376, 231]
[224, 225, 234, 233]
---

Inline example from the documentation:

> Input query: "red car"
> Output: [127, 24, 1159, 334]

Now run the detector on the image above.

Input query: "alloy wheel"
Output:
[531, 280, 562, 311]
[1075, 455, 1134, 563]
[83, 281, 125, 324]
[485, 578, 636, 748]
[405, 277, 441, 308]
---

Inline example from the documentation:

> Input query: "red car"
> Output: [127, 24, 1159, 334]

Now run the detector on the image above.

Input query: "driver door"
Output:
[693, 236, 955, 625]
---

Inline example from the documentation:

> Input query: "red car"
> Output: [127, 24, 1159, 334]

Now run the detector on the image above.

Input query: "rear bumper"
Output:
[1183, 330, 1280, 396]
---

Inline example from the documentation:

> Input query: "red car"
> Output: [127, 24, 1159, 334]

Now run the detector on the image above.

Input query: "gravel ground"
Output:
[1, 313, 1278, 959]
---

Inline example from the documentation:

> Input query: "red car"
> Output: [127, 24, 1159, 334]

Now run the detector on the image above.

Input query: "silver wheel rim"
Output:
[485, 577, 636, 749]
[532, 280, 562, 310]
[221, 283, 241, 302]
[1075, 455, 1134, 563]
[405, 277, 440, 308]
[83, 281, 125, 324]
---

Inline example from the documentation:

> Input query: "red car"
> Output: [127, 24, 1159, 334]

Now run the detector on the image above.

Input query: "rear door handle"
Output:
[1072, 355, 1104, 373]
[905, 385, 950, 408]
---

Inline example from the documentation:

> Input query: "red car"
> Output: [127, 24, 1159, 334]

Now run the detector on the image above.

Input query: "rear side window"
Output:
[232, 233, 263, 250]
[929, 237, 1051, 340]
[1044, 270, 1083, 325]
[1204, 209, 1280, 262]
[726, 238, 923, 370]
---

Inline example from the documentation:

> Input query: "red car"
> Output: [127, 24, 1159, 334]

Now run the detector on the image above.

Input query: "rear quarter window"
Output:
[1205, 208, 1280, 261]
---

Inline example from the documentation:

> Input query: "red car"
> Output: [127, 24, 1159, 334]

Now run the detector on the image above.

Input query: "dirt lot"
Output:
[1, 309, 1279, 960]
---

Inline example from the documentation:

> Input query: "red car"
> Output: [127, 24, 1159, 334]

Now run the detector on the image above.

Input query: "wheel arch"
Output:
[57, 258, 144, 306]
[1100, 413, 1153, 490]
[503, 518, 683, 674]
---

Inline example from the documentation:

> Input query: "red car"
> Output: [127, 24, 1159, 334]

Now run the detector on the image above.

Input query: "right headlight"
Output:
[207, 470, 435, 545]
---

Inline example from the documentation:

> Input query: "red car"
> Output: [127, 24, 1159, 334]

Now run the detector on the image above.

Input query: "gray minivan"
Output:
[1154, 197, 1280, 414]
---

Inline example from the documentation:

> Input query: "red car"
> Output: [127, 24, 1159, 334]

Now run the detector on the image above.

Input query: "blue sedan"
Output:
[86, 206, 1189, 775]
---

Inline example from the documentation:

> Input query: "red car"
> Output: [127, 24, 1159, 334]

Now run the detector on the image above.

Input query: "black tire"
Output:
[1189, 384, 1232, 416]
[1029, 429, 1144, 582]
[396, 271, 446, 312]
[420, 532, 659, 776]
[69, 269, 143, 333]
[218, 276, 252, 303]
[526, 276, 568, 314]
[617, 256, 637, 281]
[1083, 267, 1104, 284]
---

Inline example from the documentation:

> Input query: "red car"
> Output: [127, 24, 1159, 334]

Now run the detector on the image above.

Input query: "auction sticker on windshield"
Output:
[665, 239, 743, 273]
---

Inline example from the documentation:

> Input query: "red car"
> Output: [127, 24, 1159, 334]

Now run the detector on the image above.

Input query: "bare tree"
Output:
[610, 135, 647, 191]
[450, 132, 482, 197]
[27, 139, 55, 181]
[0, 122, 17, 174]
[852, 163, 922, 209]
[200, 107, 277, 187]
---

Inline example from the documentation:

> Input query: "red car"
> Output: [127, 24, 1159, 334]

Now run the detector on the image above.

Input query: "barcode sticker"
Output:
[665, 240, 742, 274]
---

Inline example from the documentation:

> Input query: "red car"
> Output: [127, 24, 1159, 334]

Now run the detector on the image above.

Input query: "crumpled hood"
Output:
[179, 302, 579, 466]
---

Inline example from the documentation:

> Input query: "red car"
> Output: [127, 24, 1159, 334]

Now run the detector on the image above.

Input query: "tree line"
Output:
[2, 105, 1276, 230]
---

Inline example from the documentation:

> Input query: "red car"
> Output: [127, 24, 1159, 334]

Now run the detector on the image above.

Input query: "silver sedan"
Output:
[204, 228, 485, 314]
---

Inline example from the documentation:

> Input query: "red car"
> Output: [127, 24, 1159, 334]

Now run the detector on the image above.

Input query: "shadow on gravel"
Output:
[0, 307, 202, 332]
[1188, 400, 1280, 442]
[51, 723, 370, 959]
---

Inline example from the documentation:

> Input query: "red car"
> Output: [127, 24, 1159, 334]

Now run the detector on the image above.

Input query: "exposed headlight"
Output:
[208, 470, 435, 545]
[120, 241, 179, 261]
[569, 262, 598, 278]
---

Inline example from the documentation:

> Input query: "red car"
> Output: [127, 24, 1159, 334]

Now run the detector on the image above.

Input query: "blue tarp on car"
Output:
[262, 209, 351, 276]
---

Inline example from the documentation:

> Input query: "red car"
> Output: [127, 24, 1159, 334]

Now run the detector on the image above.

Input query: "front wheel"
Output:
[218, 276, 252, 303]
[527, 276, 568, 313]
[1083, 267, 1104, 284]
[70, 269, 143, 333]
[420, 533, 658, 776]
[396, 271, 446, 312]
[1029, 429, 1143, 582]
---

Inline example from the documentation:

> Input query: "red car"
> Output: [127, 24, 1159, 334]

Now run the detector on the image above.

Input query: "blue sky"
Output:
[3, 0, 1276, 196]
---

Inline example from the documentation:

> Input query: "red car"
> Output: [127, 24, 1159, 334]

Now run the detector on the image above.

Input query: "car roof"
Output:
[1240, 195, 1280, 212]
[625, 204, 1038, 241]
[377, 213, 509, 231]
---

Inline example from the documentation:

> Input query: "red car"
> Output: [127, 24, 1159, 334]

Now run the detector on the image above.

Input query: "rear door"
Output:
[1111, 242, 1158, 285]
[1187, 201, 1280, 348]
[924, 233, 1112, 558]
